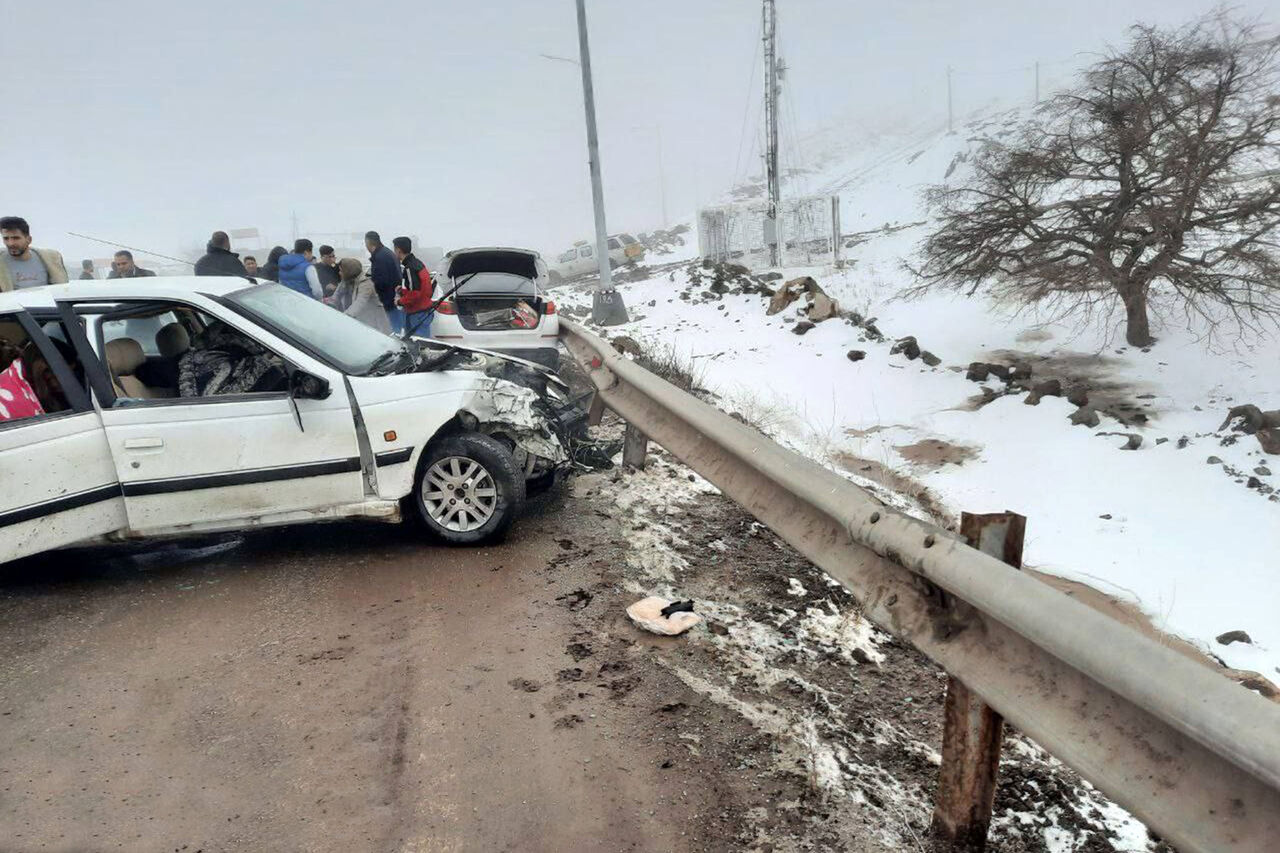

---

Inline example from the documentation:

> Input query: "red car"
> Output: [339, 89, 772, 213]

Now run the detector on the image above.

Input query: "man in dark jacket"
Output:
[365, 231, 402, 332]
[107, 250, 156, 278]
[79, 259, 96, 280]
[393, 236, 437, 337]
[315, 245, 341, 295]
[194, 231, 248, 277]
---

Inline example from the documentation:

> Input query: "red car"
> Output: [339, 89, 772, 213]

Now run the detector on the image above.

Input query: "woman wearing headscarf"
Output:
[332, 258, 391, 333]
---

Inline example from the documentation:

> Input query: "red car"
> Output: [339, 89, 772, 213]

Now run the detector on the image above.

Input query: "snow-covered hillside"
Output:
[562, 106, 1280, 688]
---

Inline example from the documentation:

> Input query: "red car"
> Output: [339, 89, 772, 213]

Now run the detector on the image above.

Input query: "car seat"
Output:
[105, 337, 172, 399]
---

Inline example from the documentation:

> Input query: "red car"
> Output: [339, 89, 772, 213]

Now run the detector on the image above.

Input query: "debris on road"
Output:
[626, 596, 703, 635]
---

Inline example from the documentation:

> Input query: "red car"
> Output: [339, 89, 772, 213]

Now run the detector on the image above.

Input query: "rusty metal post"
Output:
[931, 511, 1026, 851]
[622, 422, 648, 469]
[587, 391, 606, 426]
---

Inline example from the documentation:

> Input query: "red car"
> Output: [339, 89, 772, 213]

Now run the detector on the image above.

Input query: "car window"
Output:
[607, 238, 620, 250]
[0, 314, 85, 424]
[103, 311, 179, 357]
[454, 272, 536, 295]
[620, 234, 637, 245]
[580, 245, 593, 258]
[557, 250, 576, 264]
[226, 282, 401, 375]
[96, 302, 290, 401]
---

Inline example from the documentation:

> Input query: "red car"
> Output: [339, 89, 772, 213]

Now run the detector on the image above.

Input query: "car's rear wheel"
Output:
[548, 270, 563, 286]
[413, 433, 525, 544]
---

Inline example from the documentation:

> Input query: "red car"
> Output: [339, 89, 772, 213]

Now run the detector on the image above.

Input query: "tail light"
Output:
[436, 300, 456, 315]
[544, 301, 557, 315]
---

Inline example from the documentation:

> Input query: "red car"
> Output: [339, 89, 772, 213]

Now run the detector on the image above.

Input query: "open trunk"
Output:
[456, 293, 547, 331]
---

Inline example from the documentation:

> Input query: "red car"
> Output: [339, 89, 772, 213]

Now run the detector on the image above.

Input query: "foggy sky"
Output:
[11, 0, 1273, 267]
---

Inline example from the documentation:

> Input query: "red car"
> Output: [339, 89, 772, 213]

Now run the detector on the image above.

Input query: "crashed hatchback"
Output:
[0, 277, 584, 563]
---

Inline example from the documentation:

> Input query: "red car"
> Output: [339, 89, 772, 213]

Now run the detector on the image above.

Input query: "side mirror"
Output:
[290, 371, 331, 400]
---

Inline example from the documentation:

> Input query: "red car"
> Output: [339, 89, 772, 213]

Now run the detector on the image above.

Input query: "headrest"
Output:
[105, 337, 145, 374]
[155, 322, 191, 358]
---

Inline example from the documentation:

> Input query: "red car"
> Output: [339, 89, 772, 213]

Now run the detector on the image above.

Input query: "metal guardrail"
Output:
[559, 319, 1280, 853]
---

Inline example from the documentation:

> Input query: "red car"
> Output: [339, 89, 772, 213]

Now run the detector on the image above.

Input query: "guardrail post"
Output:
[622, 423, 648, 469]
[931, 511, 1026, 852]
[587, 391, 606, 426]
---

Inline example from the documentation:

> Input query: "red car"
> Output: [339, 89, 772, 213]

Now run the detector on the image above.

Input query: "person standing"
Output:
[107, 250, 155, 278]
[194, 231, 249, 277]
[277, 239, 322, 299]
[315, 245, 341, 296]
[332, 257, 391, 332]
[260, 246, 286, 282]
[0, 216, 68, 291]
[79, 259, 96, 280]
[365, 231, 402, 332]
[393, 236, 437, 337]
[243, 256, 259, 277]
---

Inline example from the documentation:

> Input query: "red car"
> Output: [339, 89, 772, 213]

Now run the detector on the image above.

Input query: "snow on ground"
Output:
[560, 107, 1280, 683]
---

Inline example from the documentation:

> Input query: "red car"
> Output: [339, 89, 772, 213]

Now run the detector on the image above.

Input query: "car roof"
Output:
[0, 276, 261, 313]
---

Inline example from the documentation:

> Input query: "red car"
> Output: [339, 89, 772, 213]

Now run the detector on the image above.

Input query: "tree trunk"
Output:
[1120, 286, 1154, 347]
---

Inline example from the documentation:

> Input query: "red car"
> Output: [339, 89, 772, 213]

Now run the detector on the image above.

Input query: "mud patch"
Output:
[895, 438, 980, 469]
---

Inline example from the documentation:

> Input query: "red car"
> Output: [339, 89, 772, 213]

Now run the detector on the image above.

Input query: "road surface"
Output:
[0, 491, 726, 853]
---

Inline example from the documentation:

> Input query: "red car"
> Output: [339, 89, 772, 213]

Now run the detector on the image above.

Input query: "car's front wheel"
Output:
[413, 433, 525, 544]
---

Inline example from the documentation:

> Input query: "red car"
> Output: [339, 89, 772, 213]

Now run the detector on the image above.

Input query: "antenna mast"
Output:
[763, 0, 782, 267]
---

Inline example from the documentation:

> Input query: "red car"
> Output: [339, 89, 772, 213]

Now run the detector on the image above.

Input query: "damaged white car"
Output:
[0, 278, 585, 563]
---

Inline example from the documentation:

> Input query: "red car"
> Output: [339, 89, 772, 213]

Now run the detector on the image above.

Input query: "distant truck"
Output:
[548, 234, 644, 284]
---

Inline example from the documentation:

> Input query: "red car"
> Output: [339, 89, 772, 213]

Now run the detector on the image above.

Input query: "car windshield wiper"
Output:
[364, 344, 411, 375]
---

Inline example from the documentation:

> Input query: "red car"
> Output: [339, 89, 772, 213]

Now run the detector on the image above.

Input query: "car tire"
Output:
[412, 432, 526, 545]
[548, 271, 563, 287]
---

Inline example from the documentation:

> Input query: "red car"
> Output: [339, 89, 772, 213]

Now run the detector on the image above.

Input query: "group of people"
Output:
[1, 216, 440, 337]
[192, 230, 438, 335]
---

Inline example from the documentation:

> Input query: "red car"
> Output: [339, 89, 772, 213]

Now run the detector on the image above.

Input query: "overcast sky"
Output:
[11, 0, 1273, 267]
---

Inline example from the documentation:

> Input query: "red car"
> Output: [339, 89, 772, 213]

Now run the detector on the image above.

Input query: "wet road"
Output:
[0, 496, 699, 853]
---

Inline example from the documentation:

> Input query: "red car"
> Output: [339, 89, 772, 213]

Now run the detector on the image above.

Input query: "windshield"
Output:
[225, 283, 401, 374]
[452, 271, 536, 295]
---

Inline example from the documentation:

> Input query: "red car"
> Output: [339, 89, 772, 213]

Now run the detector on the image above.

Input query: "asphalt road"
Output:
[0, 493, 705, 853]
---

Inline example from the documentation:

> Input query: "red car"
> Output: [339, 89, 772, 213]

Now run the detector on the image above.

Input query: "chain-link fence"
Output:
[698, 194, 840, 269]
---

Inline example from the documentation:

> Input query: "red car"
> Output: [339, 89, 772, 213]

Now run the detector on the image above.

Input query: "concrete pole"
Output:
[657, 124, 668, 227]
[575, 0, 628, 325]
[947, 65, 954, 133]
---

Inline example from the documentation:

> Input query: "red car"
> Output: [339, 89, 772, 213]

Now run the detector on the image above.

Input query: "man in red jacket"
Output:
[393, 237, 437, 338]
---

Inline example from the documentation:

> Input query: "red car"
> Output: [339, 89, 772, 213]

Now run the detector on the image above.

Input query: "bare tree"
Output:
[911, 13, 1280, 347]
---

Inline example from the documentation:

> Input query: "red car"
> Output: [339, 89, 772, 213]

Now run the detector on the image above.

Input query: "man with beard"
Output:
[0, 216, 68, 291]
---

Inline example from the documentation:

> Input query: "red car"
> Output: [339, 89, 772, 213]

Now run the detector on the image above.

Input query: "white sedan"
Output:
[0, 277, 582, 565]
[427, 247, 560, 368]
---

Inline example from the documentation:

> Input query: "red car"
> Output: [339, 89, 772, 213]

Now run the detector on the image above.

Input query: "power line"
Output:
[67, 232, 194, 266]
[732, 18, 764, 191]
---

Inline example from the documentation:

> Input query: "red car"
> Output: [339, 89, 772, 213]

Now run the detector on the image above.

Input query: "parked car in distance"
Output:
[0, 277, 584, 566]
[427, 247, 560, 369]
[548, 234, 645, 284]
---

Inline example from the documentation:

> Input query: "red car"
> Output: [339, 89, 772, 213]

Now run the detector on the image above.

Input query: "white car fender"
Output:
[348, 371, 566, 500]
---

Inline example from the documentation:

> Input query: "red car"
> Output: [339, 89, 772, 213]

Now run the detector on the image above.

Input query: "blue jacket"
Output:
[368, 245, 400, 311]
[277, 253, 315, 298]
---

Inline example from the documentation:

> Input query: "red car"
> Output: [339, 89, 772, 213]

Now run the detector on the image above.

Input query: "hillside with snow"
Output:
[560, 105, 1280, 692]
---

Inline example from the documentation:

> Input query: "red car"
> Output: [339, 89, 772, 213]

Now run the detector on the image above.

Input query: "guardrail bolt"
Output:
[930, 511, 1027, 852]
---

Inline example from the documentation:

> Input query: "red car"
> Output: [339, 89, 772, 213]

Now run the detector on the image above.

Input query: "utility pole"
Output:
[1034, 61, 1040, 104]
[947, 65, 954, 133]
[575, 0, 628, 325]
[763, 0, 781, 268]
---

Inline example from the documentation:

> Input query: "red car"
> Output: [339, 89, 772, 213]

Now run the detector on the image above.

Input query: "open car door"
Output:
[0, 307, 127, 564]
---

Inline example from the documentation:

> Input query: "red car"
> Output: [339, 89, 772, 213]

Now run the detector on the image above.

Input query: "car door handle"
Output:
[123, 437, 165, 451]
